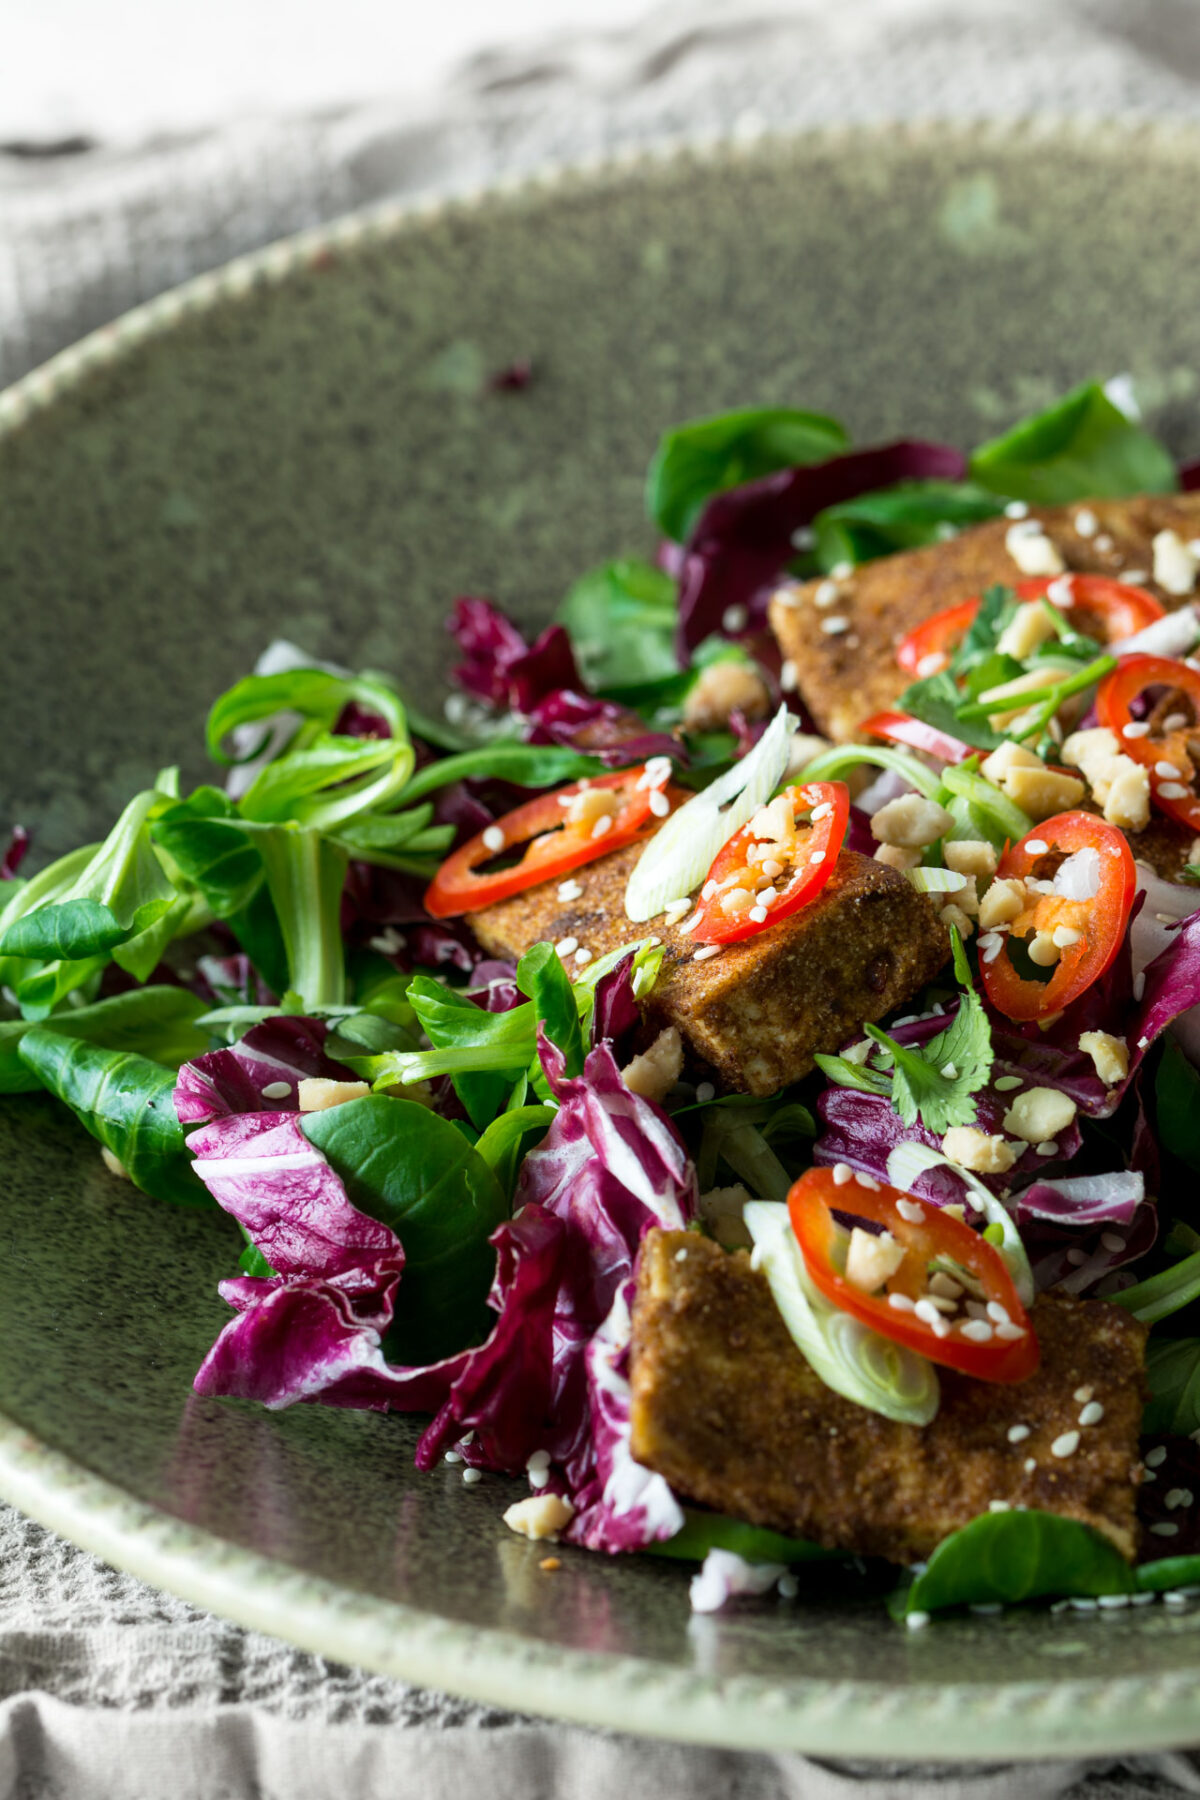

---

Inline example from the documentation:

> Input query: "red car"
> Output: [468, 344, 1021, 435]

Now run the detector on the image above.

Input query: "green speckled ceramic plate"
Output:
[5, 120, 1200, 1760]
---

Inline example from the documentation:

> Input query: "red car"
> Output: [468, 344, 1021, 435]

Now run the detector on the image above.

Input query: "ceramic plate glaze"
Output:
[5, 120, 1200, 1760]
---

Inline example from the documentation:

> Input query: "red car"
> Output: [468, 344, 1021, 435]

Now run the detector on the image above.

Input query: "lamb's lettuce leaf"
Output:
[970, 380, 1177, 504]
[898, 1510, 1134, 1616]
[647, 405, 849, 544]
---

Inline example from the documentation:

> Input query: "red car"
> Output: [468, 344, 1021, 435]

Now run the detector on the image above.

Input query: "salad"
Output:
[9, 376, 1200, 1626]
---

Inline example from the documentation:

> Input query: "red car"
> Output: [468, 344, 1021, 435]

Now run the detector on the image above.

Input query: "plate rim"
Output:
[8, 114, 1200, 1758]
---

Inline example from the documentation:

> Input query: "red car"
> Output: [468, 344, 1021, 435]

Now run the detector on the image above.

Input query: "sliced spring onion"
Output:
[800, 742, 944, 801]
[744, 1201, 940, 1427]
[904, 867, 969, 895]
[624, 704, 794, 922]
[1109, 603, 1200, 662]
[885, 1142, 1034, 1306]
[936, 764, 1033, 850]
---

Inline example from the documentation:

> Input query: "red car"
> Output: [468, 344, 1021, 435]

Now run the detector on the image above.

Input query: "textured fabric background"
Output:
[7, 2, 1200, 1793]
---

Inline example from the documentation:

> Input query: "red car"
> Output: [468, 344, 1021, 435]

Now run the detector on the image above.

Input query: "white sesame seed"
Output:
[722, 603, 749, 633]
[906, 1611, 931, 1631]
[693, 946, 721, 963]
[830, 560, 854, 581]
[462, 1467, 482, 1485]
[1047, 574, 1076, 608]
[1146, 1446, 1169, 1469]
[1025, 838, 1050, 856]
[1066, 1251, 1089, 1269]
[780, 659, 798, 693]
[1165, 1591, 1190, 1605]
[910, 649, 945, 681]
[1100, 1231, 1126, 1253]
[1143, 1468, 1158, 1483]
[1079, 1401, 1105, 1427]
[988, 1499, 1011, 1513]
[1158, 782, 1190, 801]
[914, 1299, 950, 1337]
[749, 905, 768, 923]
[810, 801, 833, 822]
[1164, 711, 1190, 732]
[810, 850, 826, 864]
[994, 1321, 1027, 1341]
[888, 1292, 916, 1312]
[940, 1062, 958, 1080]
[1133, 972, 1147, 1001]
[1024, 1457, 1037, 1473]
[1035, 1141, 1059, 1157]
[756, 885, 779, 905]
[896, 1199, 925, 1223]
[555, 936, 579, 956]
[1051, 1431, 1081, 1459]
[1121, 570, 1149, 586]
[1005, 500, 1029, 519]
[960, 1320, 995, 1343]
[777, 1572, 799, 1599]
[591, 813, 614, 840]
[987, 1300, 1011, 1325]
[1094, 533, 1114, 552]
[760, 859, 784, 879]
[1151, 1522, 1181, 1538]
[1052, 926, 1082, 948]
[813, 580, 839, 608]
[820, 616, 851, 636]
[639, 756, 673, 788]
[663, 897, 692, 919]
[1156, 761, 1183, 779]
[832, 1162, 854, 1186]
[1098, 1593, 1131, 1610]
[1074, 508, 1098, 538]
[527, 1449, 551, 1473]
[1008, 1424, 1031, 1444]
[444, 1450, 463, 1464]
[701, 880, 718, 901]
[791, 526, 816, 552]
[929, 1272, 962, 1299]
[675, 1247, 689, 1263]
[649, 790, 671, 817]
[481, 825, 505, 853]
[262, 1081, 291, 1100]
[573, 947, 592, 965]
[857, 1173, 881, 1191]
[557, 879, 584, 903]
[1073, 1385, 1094, 1403]
[1070, 1597, 1099, 1611]
[1156, 912, 1181, 925]
[1166, 1488, 1195, 1511]
[994, 1074, 1022, 1091]
[695, 1081, 715, 1104]
[1122, 721, 1151, 739]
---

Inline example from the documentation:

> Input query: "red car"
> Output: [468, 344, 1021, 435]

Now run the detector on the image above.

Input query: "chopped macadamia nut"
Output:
[997, 602, 1057, 661]
[1078, 1030, 1130, 1086]
[621, 1027, 684, 1104]
[1061, 726, 1151, 831]
[874, 843, 923, 871]
[1003, 763, 1086, 820]
[565, 786, 620, 830]
[980, 741, 1045, 786]
[787, 731, 837, 778]
[503, 1493, 575, 1541]
[749, 795, 797, 845]
[978, 877, 1028, 930]
[941, 1127, 1018, 1175]
[699, 1183, 756, 1250]
[297, 1077, 371, 1112]
[940, 902, 975, 939]
[683, 661, 771, 733]
[943, 839, 997, 882]
[870, 794, 955, 849]
[948, 875, 979, 916]
[1026, 931, 1061, 967]
[1153, 528, 1198, 598]
[845, 1226, 907, 1293]
[1002, 1085, 1078, 1144]
[100, 1146, 130, 1180]
[1006, 520, 1065, 578]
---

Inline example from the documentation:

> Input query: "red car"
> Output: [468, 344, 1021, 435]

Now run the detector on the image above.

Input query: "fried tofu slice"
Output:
[468, 842, 948, 1097]
[630, 1230, 1147, 1562]
[770, 493, 1200, 743]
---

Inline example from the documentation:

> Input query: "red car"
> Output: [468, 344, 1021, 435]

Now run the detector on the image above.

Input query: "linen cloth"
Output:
[6, 1, 1200, 1793]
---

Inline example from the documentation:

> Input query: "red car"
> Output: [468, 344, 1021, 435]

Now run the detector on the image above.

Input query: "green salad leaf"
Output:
[646, 405, 849, 543]
[0, 987, 209, 1095]
[970, 379, 1177, 504]
[557, 559, 679, 691]
[516, 941, 585, 1081]
[16, 1030, 206, 1206]
[649, 1509, 839, 1565]
[1114, 1250, 1200, 1324]
[301, 1093, 508, 1362]
[812, 480, 1003, 571]
[473, 1103, 556, 1202]
[1144, 1338, 1200, 1436]
[1136, 1556, 1200, 1594]
[1156, 1039, 1200, 1175]
[898, 1510, 1134, 1616]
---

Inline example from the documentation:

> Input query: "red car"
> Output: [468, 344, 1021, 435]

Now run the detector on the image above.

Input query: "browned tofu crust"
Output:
[468, 842, 948, 1096]
[770, 493, 1200, 743]
[630, 1229, 1147, 1563]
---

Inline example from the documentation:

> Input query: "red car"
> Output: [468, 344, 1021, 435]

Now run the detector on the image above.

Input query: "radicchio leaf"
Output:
[674, 440, 966, 661]
[1, 826, 29, 880]
[524, 689, 680, 768]
[448, 597, 581, 712]
[175, 1017, 351, 1123]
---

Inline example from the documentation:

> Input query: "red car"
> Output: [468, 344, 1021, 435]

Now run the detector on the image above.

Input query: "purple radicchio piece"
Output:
[1013, 1169, 1157, 1295]
[1, 825, 29, 880]
[175, 1017, 352, 1124]
[524, 689, 681, 768]
[589, 949, 641, 1053]
[340, 861, 480, 976]
[564, 1276, 684, 1553]
[448, 596, 581, 712]
[673, 440, 967, 661]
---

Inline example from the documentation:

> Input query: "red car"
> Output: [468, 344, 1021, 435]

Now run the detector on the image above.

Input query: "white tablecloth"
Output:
[7, 2, 1200, 1794]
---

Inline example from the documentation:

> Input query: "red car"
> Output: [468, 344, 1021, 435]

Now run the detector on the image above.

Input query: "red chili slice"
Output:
[424, 765, 671, 918]
[860, 710, 974, 765]
[1096, 653, 1200, 835]
[895, 576, 1165, 678]
[688, 781, 849, 945]
[977, 811, 1136, 1023]
[788, 1168, 1039, 1383]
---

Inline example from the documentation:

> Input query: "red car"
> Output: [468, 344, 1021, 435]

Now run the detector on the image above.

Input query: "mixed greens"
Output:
[8, 375, 1200, 1621]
